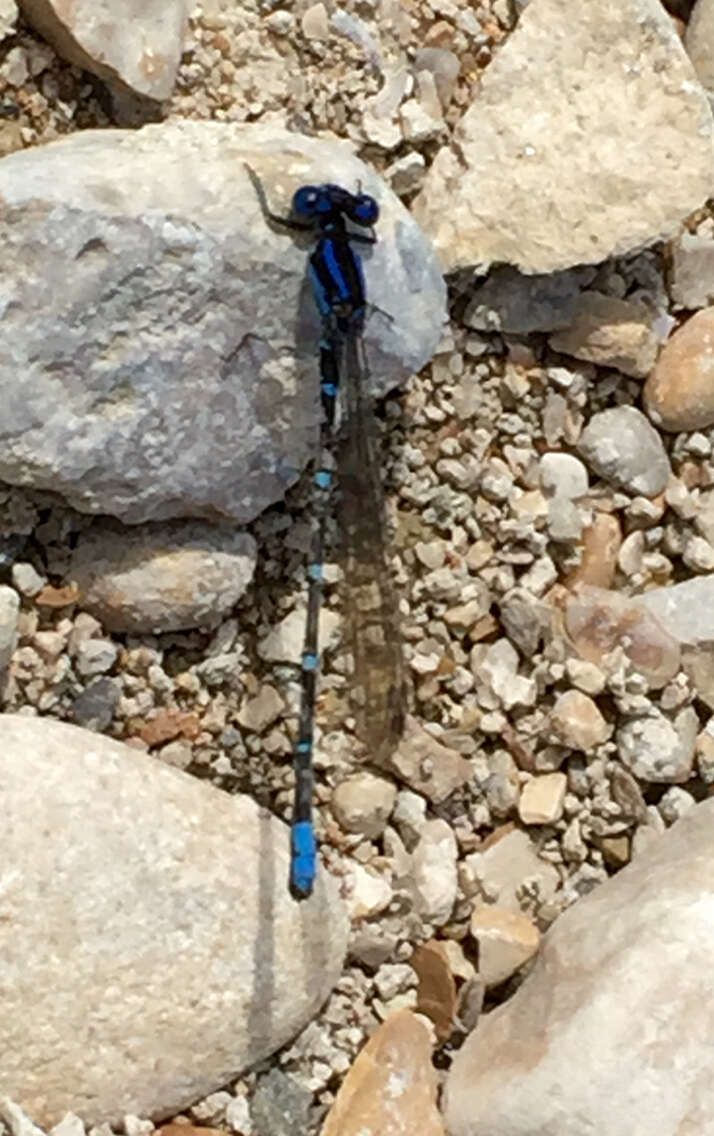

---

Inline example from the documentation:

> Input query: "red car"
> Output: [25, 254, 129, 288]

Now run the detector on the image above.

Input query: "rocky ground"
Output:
[2, 0, 714, 1134]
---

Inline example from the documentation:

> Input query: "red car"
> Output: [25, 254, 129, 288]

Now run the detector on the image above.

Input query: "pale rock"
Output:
[566, 585, 680, 689]
[74, 638, 118, 677]
[577, 406, 671, 497]
[50, 1115, 86, 1136]
[444, 799, 714, 1136]
[225, 1095, 251, 1134]
[399, 98, 443, 144]
[0, 585, 20, 671]
[669, 230, 714, 309]
[547, 497, 583, 542]
[237, 685, 285, 733]
[347, 863, 393, 920]
[549, 690, 611, 751]
[384, 717, 473, 803]
[259, 607, 340, 665]
[70, 520, 257, 634]
[549, 292, 659, 379]
[301, 2, 329, 38]
[19, 0, 187, 99]
[564, 657, 606, 696]
[0, 123, 444, 523]
[413, 0, 713, 273]
[617, 706, 699, 783]
[499, 589, 551, 656]
[636, 576, 714, 647]
[331, 771, 397, 838]
[320, 1010, 444, 1136]
[683, 534, 714, 572]
[658, 785, 696, 825]
[0, 715, 347, 1127]
[414, 47, 460, 110]
[392, 789, 427, 848]
[539, 453, 588, 500]
[411, 819, 458, 925]
[518, 773, 567, 824]
[468, 906, 540, 987]
[475, 639, 537, 710]
[0, 0, 17, 39]
[519, 555, 557, 597]
[464, 829, 560, 913]
[11, 562, 45, 597]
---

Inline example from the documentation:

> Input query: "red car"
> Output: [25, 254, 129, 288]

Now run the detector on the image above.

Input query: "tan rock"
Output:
[413, 0, 713, 273]
[320, 1010, 445, 1136]
[565, 512, 621, 590]
[469, 906, 540, 987]
[518, 772, 567, 824]
[549, 292, 658, 378]
[550, 689, 611, 751]
[565, 585, 681, 689]
[411, 940, 458, 1042]
[644, 307, 714, 432]
[385, 716, 473, 803]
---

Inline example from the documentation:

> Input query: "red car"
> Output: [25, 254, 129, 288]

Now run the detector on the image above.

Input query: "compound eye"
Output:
[292, 185, 326, 217]
[352, 193, 379, 226]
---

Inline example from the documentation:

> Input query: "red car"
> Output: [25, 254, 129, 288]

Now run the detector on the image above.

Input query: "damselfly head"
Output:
[291, 183, 379, 228]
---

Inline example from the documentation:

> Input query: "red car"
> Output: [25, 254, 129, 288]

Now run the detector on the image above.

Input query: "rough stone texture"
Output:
[413, 0, 713, 274]
[320, 1010, 445, 1136]
[444, 799, 714, 1136]
[468, 907, 540, 988]
[18, 0, 188, 100]
[549, 689, 611, 751]
[1, 715, 348, 1128]
[383, 717, 473, 803]
[548, 292, 659, 378]
[69, 520, 257, 633]
[669, 230, 714, 309]
[463, 266, 595, 334]
[577, 406, 671, 496]
[644, 307, 714, 432]
[464, 829, 560, 914]
[617, 706, 699, 783]
[0, 121, 445, 524]
[636, 576, 714, 647]
[0, 583, 20, 670]
[565, 585, 681, 689]
[564, 513, 622, 590]
[0, 0, 17, 38]
[685, 0, 714, 94]
[518, 773, 567, 824]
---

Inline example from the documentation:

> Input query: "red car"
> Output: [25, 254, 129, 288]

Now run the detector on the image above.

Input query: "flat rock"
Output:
[577, 406, 671, 496]
[668, 230, 714, 309]
[384, 716, 473, 803]
[0, 714, 348, 1127]
[412, 0, 713, 273]
[0, 121, 445, 524]
[69, 520, 257, 633]
[635, 576, 714, 646]
[548, 292, 659, 378]
[18, 0, 188, 100]
[565, 585, 681, 689]
[444, 798, 714, 1136]
[463, 266, 595, 334]
[320, 1010, 445, 1136]
[617, 706, 698, 783]
[468, 906, 540, 988]
[644, 307, 714, 432]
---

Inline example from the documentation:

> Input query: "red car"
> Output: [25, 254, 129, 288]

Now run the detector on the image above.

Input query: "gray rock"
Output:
[69, 520, 257, 634]
[617, 706, 699, 783]
[0, 584, 20, 671]
[0, 714, 347, 1127]
[669, 230, 714, 309]
[0, 121, 445, 524]
[251, 1069, 312, 1136]
[71, 677, 121, 731]
[413, 0, 713, 273]
[411, 818, 458, 925]
[463, 266, 595, 334]
[549, 292, 659, 379]
[539, 453, 589, 500]
[636, 576, 714, 647]
[331, 771, 397, 838]
[19, 0, 188, 100]
[577, 406, 671, 496]
[444, 799, 714, 1136]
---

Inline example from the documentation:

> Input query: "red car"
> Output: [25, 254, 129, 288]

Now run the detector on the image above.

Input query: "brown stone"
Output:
[411, 940, 458, 1042]
[565, 512, 622, 590]
[644, 307, 714, 432]
[35, 582, 80, 608]
[320, 1010, 445, 1136]
[138, 709, 201, 748]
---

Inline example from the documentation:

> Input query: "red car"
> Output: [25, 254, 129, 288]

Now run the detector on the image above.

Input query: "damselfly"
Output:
[253, 175, 406, 898]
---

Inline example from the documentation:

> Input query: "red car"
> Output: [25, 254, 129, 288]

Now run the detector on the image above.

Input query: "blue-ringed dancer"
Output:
[248, 171, 406, 899]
